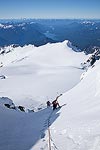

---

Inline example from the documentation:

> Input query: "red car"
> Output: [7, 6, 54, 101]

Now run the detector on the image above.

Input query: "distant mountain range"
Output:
[0, 19, 100, 52]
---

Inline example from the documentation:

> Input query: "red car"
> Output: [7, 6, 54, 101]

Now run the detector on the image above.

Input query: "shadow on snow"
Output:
[0, 106, 61, 150]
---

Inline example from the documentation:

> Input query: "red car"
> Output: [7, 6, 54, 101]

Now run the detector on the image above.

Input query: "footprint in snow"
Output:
[60, 129, 67, 135]
[41, 132, 45, 139]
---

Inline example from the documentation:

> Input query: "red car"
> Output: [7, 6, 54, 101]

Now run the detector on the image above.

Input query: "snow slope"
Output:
[39, 61, 100, 150]
[0, 40, 87, 109]
[1, 40, 99, 150]
[0, 99, 55, 150]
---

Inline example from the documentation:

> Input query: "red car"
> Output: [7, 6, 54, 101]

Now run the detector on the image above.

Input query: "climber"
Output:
[52, 94, 62, 110]
[46, 101, 51, 107]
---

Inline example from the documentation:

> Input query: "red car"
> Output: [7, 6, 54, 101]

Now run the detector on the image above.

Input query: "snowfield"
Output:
[0, 40, 87, 108]
[0, 40, 100, 150]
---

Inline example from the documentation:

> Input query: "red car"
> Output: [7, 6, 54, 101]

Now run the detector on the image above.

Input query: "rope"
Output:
[48, 127, 52, 150]
[42, 93, 63, 150]
[47, 110, 53, 150]
[47, 110, 59, 150]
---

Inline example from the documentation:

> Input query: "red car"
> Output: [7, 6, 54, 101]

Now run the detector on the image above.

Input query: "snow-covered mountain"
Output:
[0, 41, 100, 150]
[0, 40, 87, 108]
[0, 19, 100, 51]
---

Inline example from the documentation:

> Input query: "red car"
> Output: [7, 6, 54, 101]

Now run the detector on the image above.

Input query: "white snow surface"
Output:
[0, 40, 99, 150]
[0, 40, 87, 108]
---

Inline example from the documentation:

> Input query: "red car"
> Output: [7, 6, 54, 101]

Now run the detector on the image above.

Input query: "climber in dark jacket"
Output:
[46, 101, 51, 107]
[52, 94, 62, 110]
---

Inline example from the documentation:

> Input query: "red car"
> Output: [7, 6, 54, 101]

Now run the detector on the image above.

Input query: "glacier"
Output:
[0, 41, 100, 150]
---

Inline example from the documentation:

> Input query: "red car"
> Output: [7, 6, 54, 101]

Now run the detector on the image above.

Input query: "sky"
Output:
[0, 0, 100, 19]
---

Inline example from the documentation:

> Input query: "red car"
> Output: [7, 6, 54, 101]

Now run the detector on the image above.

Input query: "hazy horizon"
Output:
[0, 18, 100, 20]
[0, 0, 100, 19]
